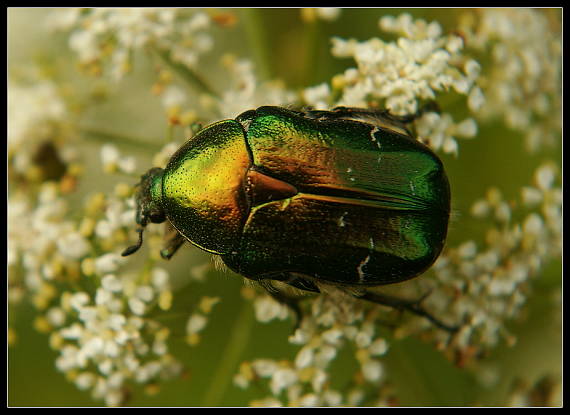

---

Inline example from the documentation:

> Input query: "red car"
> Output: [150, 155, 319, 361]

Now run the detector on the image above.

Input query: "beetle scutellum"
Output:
[123, 105, 457, 332]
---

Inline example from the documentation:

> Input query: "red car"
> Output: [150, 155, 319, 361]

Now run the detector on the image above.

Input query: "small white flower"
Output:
[315, 8, 341, 22]
[186, 11, 210, 32]
[75, 372, 97, 390]
[57, 232, 90, 260]
[234, 373, 250, 389]
[467, 86, 485, 111]
[254, 295, 289, 323]
[252, 359, 279, 378]
[135, 285, 154, 303]
[294, 346, 314, 369]
[69, 30, 99, 62]
[94, 254, 124, 274]
[186, 313, 207, 334]
[78, 306, 98, 323]
[303, 83, 331, 110]
[311, 369, 328, 393]
[70, 292, 90, 311]
[102, 340, 120, 358]
[523, 213, 543, 235]
[368, 338, 389, 356]
[270, 367, 298, 395]
[152, 340, 168, 355]
[314, 344, 337, 366]
[355, 330, 372, 348]
[101, 274, 123, 293]
[128, 297, 146, 315]
[46, 307, 67, 327]
[101, 144, 120, 165]
[535, 164, 556, 191]
[83, 336, 105, 357]
[60, 323, 84, 340]
[161, 85, 187, 109]
[107, 314, 127, 331]
[321, 328, 343, 345]
[361, 359, 384, 382]
[151, 268, 170, 289]
[98, 358, 114, 376]
[521, 186, 543, 206]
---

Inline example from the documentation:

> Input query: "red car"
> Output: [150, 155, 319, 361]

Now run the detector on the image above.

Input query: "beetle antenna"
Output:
[122, 227, 145, 257]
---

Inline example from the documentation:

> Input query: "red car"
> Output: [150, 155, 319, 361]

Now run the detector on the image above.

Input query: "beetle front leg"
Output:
[355, 290, 459, 333]
[160, 227, 186, 260]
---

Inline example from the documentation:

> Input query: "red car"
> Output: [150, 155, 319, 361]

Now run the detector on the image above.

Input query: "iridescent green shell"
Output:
[159, 106, 450, 286]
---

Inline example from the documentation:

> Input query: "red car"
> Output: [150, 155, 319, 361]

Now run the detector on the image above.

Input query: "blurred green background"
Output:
[8, 8, 561, 406]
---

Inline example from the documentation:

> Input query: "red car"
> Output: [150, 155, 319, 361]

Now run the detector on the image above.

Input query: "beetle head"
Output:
[122, 167, 165, 257]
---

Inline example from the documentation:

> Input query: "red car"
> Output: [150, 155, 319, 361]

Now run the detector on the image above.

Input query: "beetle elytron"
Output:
[123, 105, 456, 332]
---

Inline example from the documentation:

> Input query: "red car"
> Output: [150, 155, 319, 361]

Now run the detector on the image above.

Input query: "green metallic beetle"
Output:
[123, 105, 456, 331]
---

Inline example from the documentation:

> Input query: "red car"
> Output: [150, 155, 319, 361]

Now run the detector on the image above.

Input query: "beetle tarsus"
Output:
[122, 228, 144, 257]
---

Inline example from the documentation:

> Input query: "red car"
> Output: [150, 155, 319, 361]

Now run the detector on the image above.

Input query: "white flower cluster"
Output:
[100, 144, 137, 175]
[415, 112, 477, 156]
[331, 14, 483, 116]
[459, 9, 561, 152]
[8, 176, 185, 405]
[9, 8, 561, 406]
[8, 183, 91, 293]
[216, 56, 297, 119]
[51, 271, 181, 406]
[48, 8, 214, 80]
[8, 81, 76, 175]
[430, 163, 561, 351]
[327, 14, 483, 156]
[235, 291, 391, 406]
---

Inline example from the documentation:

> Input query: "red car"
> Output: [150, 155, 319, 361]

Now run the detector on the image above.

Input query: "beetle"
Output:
[123, 105, 456, 332]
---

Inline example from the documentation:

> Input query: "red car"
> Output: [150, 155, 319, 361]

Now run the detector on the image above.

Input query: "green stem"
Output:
[303, 19, 321, 87]
[241, 9, 272, 81]
[201, 300, 255, 406]
[154, 48, 219, 98]
[80, 126, 162, 152]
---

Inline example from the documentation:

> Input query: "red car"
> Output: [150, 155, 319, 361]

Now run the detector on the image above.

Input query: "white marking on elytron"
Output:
[346, 167, 356, 181]
[357, 254, 371, 282]
[338, 211, 349, 227]
[370, 127, 382, 150]
[369, 237, 375, 250]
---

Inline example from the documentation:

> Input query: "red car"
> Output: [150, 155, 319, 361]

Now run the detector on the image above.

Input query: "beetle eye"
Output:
[148, 211, 166, 224]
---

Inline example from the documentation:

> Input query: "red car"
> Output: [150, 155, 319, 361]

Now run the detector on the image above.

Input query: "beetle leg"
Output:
[304, 102, 440, 137]
[355, 290, 459, 333]
[160, 226, 186, 260]
[374, 100, 441, 124]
